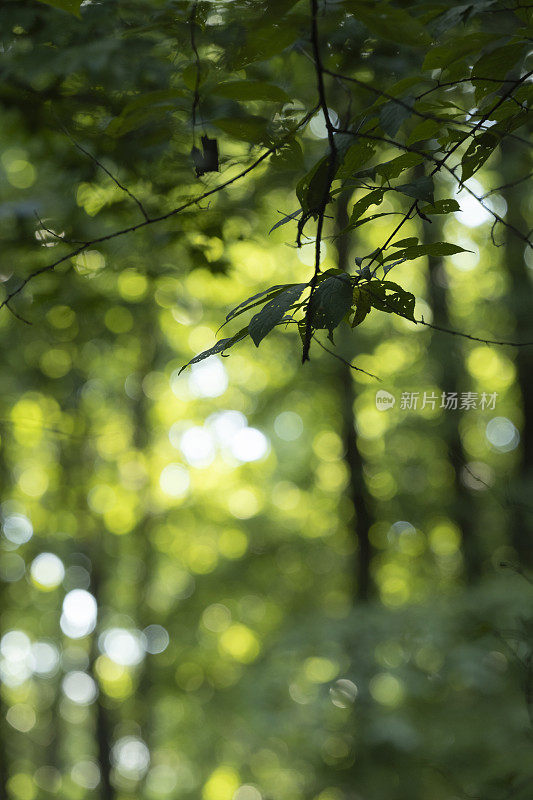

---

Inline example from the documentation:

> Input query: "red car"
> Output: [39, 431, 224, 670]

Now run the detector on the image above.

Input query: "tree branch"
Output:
[302, 0, 338, 363]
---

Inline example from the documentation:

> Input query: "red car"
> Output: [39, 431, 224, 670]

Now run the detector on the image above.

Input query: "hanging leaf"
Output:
[308, 274, 353, 334]
[460, 132, 498, 183]
[472, 43, 526, 102]
[249, 284, 307, 346]
[346, 2, 431, 47]
[268, 209, 303, 235]
[380, 98, 413, 137]
[396, 175, 434, 203]
[376, 152, 424, 181]
[336, 141, 375, 180]
[351, 287, 372, 328]
[296, 156, 331, 215]
[361, 280, 416, 320]
[192, 136, 219, 177]
[383, 242, 470, 263]
[422, 33, 497, 71]
[270, 140, 304, 171]
[350, 189, 385, 224]
[225, 284, 303, 325]
[418, 199, 460, 215]
[178, 328, 249, 374]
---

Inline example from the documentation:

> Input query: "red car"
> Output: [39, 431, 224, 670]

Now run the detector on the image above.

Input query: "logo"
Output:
[375, 390, 396, 410]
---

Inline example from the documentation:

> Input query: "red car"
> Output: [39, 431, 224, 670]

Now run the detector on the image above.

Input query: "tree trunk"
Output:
[335, 197, 374, 601]
[501, 140, 533, 568]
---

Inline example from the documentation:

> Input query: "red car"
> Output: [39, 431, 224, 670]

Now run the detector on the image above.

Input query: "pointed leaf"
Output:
[351, 288, 372, 328]
[225, 284, 301, 324]
[309, 274, 353, 333]
[249, 284, 307, 346]
[268, 209, 303, 235]
[380, 98, 413, 137]
[396, 175, 434, 203]
[350, 189, 385, 223]
[179, 328, 249, 374]
[419, 199, 460, 215]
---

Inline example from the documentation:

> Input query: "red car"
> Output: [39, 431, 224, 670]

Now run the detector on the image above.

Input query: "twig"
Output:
[334, 128, 533, 250]
[1, 107, 319, 315]
[59, 124, 150, 222]
[33, 212, 88, 246]
[324, 68, 531, 149]
[4, 302, 31, 325]
[302, 0, 338, 363]
[314, 336, 381, 380]
[189, 0, 202, 143]
[413, 315, 533, 348]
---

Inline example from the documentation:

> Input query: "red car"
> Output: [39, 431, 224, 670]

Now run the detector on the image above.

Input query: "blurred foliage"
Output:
[1, 1, 533, 800]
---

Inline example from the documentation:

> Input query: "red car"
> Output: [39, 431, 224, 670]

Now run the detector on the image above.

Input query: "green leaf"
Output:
[380, 98, 413, 137]
[268, 209, 302, 235]
[346, 2, 431, 47]
[212, 116, 271, 145]
[460, 132, 498, 183]
[212, 81, 289, 102]
[406, 118, 442, 145]
[350, 189, 385, 223]
[270, 140, 304, 171]
[419, 199, 460, 215]
[106, 90, 187, 136]
[249, 284, 307, 346]
[225, 284, 301, 325]
[395, 175, 434, 203]
[361, 280, 416, 320]
[351, 287, 372, 328]
[36, 0, 81, 16]
[309, 274, 353, 334]
[296, 156, 331, 215]
[472, 43, 526, 102]
[422, 33, 496, 71]
[336, 141, 375, 180]
[179, 328, 249, 373]
[229, 24, 297, 68]
[376, 152, 424, 181]
[383, 242, 470, 263]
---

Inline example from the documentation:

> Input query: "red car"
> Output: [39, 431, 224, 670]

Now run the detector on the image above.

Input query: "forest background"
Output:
[1, 1, 533, 799]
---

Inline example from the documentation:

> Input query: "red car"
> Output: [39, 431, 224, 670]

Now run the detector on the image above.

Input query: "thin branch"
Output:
[314, 336, 381, 380]
[59, 125, 150, 222]
[302, 0, 338, 363]
[4, 302, 31, 325]
[33, 212, 88, 246]
[415, 76, 519, 101]
[412, 312, 533, 348]
[1, 107, 319, 315]
[360, 284, 533, 347]
[189, 0, 202, 143]
[324, 67, 531, 149]
[481, 172, 533, 198]
[335, 128, 533, 250]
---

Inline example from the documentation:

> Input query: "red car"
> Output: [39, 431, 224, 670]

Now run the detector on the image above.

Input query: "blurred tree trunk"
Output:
[335, 197, 375, 601]
[0, 448, 9, 797]
[501, 140, 533, 568]
[425, 223, 483, 579]
[89, 565, 116, 800]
